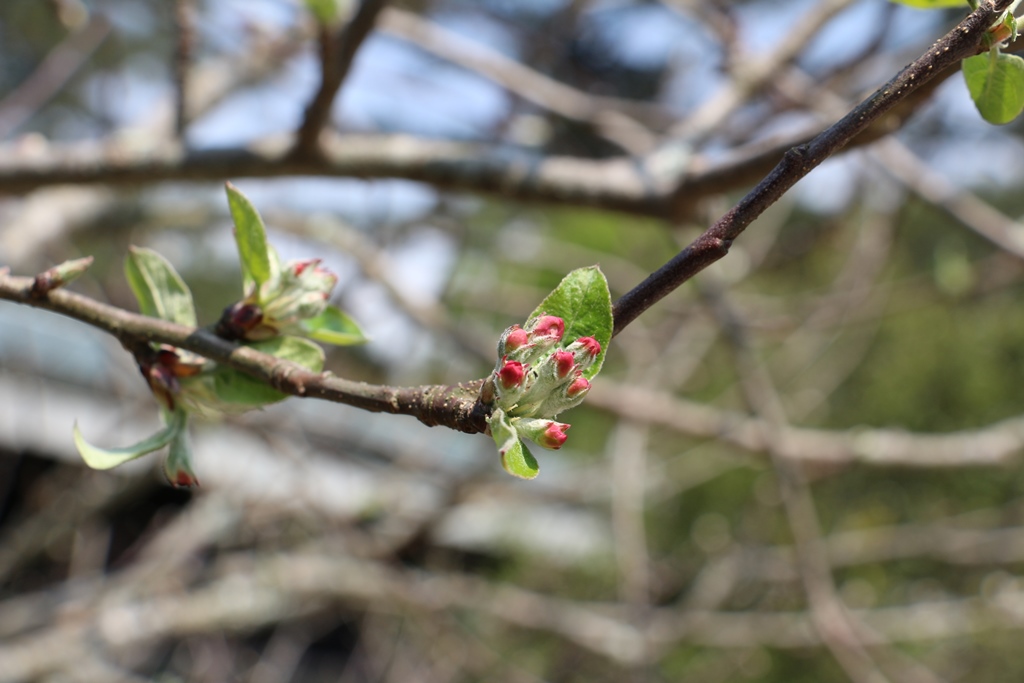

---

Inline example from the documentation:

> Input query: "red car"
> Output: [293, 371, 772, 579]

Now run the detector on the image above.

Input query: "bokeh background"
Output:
[4, 1, 1024, 681]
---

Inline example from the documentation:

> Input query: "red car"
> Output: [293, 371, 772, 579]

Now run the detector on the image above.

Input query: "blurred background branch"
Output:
[4, 1, 1024, 681]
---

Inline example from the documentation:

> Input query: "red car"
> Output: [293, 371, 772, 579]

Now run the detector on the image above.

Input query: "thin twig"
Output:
[173, 0, 196, 138]
[0, 272, 489, 434]
[378, 7, 667, 155]
[293, 0, 389, 157]
[611, 0, 1010, 335]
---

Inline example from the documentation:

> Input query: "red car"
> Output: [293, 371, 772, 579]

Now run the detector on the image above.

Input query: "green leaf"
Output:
[529, 266, 613, 380]
[252, 335, 326, 370]
[300, 305, 368, 346]
[124, 247, 197, 326]
[502, 438, 539, 480]
[886, 0, 967, 8]
[226, 182, 273, 289]
[185, 336, 326, 409]
[489, 407, 540, 479]
[74, 409, 186, 470]
[963, 51, 1024, 125]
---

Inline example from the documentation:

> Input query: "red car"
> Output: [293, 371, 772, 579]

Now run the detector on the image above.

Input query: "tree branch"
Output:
[0, 271, 490, 434]
[293, 0, 389, 157]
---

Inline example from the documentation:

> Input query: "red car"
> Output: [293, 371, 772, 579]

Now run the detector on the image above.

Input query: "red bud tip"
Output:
[554, 350, 576, 378]
[292, 258, 321, 276]
[575, 337, 601, 358]
[171, 471, 199, 488]
[497, 359, 526, 389]
[529, 315, 565, 342]
[504, 326, 530, 352]
[538, 421, 570, 449]
[566, 376, 591, 398]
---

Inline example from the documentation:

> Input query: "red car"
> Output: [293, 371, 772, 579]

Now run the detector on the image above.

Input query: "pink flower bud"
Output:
[504, 325, 530, 352]
[528, 315, 565, 343]
[497, 359, 526, 389]
[292, 259, 319, 276]
[566, 376, 590, 398]
[516, 418, 570, 449]
[574, 337, 601, 359]
[291, 259, 338, 289]
[566, 336, 602, 372]
[553, 350, 576, 378]
[539, 421, 569, 449]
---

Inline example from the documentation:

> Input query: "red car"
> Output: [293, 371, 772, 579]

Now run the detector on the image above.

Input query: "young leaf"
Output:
[502, 439, 540, 480]
[226, 182, 273, 289]
[252, 335, 326, 369]
[529, 266, 613, 379]
[300, 305, 368, 346]
[963, 51, 1024, 125]
[489, 408, 540, 479]
[73, 409, 186, 470]
[124, 247, 197, 326]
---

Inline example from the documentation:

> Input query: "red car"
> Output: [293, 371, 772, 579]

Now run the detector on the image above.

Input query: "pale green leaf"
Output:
[963, 51, 1024, 125]
[489, 407, 539, 479]
[124, 247, 197, 326]
[74, 410, 186, 470]
[501, 438, 539, 480]
[300, 305, 368, 346]
[226, 182, 273, 289]
[252, 335, 326, 370]
[529, 266, 613, 379]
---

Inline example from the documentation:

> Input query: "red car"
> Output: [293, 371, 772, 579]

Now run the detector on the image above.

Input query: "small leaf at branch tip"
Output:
[73, 412, 185, 470]
[31, 256, 95, 296]
[226, 182, 273, 287]
[124, 247, 197, 326]
[963, 51, 1024, 124]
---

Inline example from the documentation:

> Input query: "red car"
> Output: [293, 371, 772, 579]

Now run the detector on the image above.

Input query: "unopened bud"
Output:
[566, 376, 590, 398]
[255, 258, 338, 333]
[553, 350, 576, 379]
[498, 325, 531, 359]
[515, 418, 570, 450]
[497, 359, 526, 390]
[526, 315, 565, 344]
[30, 256, 95, 297]
[566, 336, 601, 372]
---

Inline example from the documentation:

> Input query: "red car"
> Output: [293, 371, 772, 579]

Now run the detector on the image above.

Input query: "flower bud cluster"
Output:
[483, 313, 601, 451]
[218, 258, 338, 340]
